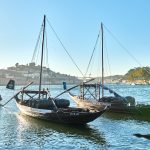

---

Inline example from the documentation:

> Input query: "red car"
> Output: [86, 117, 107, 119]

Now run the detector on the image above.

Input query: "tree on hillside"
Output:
[15, 63, 19, 67]
[123, 67, 150, 81]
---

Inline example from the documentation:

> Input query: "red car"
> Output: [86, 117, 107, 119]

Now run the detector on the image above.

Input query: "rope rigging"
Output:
[31, 23, 43, 63]
[103, 32, 112, 81]
[103, 24, 150, 76]
[31, 20, 49, 68]
[25, 19, 51, 88]
[84, 30, 100, 79]
[46, 18, 84, 77]
[83, 24, 112, 87]
[25, 22, 43, 85]
[31, 17, 148, 89]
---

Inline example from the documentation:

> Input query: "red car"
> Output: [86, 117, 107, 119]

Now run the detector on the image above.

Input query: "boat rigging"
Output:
[10, 15, 107, 124]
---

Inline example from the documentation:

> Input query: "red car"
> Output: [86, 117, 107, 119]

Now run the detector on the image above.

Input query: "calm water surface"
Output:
[0, 84, 150, 150]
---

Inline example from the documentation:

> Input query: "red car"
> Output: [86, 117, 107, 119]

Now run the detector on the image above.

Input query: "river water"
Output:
[0, 84, 150, 150]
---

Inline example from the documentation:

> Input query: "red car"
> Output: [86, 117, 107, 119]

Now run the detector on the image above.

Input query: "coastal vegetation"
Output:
[122, 67, 150, 85]
[123, 67, 150, 81]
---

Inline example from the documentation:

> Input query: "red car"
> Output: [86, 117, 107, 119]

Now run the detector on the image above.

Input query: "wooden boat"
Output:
[68, 23, 129, 112]
[69, 91, 108, 111]
[68, 83, 129, 113]
[14, 15, 107, 124]
[69, 23, 150, 121]
[69, 82, 150, 122]
[15, 90, 106, 124]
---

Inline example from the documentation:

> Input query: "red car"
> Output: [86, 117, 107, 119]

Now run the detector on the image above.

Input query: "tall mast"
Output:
[39, 15, 46, 98]
[101, 22, 104, 97]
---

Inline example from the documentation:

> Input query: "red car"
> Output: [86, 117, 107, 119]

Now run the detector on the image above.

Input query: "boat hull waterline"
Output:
[69, 93, 150, 121]
[16, 102, 107, 124]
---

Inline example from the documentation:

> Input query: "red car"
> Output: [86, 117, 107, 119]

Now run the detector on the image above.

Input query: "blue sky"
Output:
[0, 0, 150, 77]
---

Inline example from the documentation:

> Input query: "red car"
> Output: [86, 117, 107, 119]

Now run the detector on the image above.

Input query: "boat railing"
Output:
[20, 90, 48, 101]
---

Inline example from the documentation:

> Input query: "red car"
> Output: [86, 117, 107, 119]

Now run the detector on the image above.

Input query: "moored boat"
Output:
[69, 92, 107, 111]
[68, 23, 150, 121]
[15, 90, 106, 124]
[69, 83, 150, 121]
[13, 15, 107, 124]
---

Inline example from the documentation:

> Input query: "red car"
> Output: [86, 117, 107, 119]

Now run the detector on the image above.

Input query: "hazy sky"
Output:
[0, 0, 150, 77]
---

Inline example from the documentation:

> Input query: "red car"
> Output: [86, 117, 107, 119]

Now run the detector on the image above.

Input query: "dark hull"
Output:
[106, 104, 150, 121]
[16, 101, 106, 124]
[35, 110, 105, 124]
[69, 93, 150, 121]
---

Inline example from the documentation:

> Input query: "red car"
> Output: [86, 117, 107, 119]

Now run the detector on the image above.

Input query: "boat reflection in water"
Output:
[16, 113, 107, 148]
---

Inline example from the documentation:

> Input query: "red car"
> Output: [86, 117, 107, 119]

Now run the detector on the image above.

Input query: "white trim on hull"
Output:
[16, 103, 52, 118]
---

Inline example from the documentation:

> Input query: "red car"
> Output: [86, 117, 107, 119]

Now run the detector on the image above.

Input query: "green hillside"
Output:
[123, 67, 150, 81]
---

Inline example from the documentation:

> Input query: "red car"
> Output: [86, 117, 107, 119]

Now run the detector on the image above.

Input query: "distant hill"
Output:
[1, 64, 150, 86]
[120, 67, 150, 85]
[0, 63, 81, 85]
[123, 67, 150, 81]
[93, 67, 150, 85]
[104, 75, 123, 81]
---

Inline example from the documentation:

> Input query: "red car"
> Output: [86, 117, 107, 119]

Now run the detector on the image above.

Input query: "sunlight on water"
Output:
[0, 84, 150, 149]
